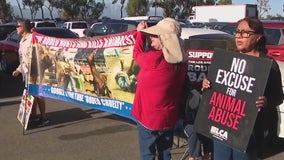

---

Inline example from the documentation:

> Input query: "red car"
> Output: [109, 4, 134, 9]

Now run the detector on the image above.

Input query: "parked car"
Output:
[0, 23, 16, 40]
[220, 20, 284, 61]
[62, 21, 89, 37]
[84, 19, 161, 37]
[85, 19, 137, 37]
[121, 15, 163, 22]
[204, 22, 231, 30]
[0, 27, 78, 74]
[31, 20, 57, 28]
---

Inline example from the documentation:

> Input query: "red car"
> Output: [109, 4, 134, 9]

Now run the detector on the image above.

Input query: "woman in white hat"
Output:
[131, 18, 187, 160]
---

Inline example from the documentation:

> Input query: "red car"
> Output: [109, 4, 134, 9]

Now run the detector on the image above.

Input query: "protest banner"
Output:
[17, 89, 34, 130]
[27, 31, 137, 121]
[194, 48, 272, 152]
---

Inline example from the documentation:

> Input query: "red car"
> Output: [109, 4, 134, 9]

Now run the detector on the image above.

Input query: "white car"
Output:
[62, 21, 88, 37]
[31, 20, 57, 28]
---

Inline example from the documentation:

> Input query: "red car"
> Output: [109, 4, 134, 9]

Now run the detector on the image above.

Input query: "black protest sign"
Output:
[194, 48, 272, 152]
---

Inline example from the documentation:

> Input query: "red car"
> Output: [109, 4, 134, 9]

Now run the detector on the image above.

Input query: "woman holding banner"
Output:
[12, 19, 49, 127]
[202, 17, 284, 160]
[131, 18, 187, 160]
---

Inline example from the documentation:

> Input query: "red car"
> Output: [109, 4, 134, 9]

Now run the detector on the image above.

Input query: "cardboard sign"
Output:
[17, 89, 34, 130]
[194, 48, 272, 152]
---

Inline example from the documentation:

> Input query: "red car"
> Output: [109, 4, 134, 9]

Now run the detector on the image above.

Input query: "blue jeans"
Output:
[137, 122, 174, 160]
[214, 139, 257, 160]
[184, 124, 201, 157]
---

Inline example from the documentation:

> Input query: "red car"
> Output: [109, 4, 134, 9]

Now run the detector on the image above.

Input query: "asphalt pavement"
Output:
[1, 71, 284, 160]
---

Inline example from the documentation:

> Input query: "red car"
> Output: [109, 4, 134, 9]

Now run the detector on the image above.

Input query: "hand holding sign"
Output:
[194, 48, 272, 152]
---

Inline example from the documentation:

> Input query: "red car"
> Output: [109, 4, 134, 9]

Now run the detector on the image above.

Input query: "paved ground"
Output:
[0, 96, 190, 160]
[1, 71, 284, 160]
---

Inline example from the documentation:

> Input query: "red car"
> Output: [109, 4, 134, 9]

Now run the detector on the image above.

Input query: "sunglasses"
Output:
[16, 25, 22, 28]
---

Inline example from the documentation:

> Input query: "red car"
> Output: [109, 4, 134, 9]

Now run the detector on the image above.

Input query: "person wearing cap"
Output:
[131, 17, 187, 160]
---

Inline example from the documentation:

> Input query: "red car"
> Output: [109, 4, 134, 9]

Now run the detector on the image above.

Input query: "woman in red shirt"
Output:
[131, 18, 187, 160]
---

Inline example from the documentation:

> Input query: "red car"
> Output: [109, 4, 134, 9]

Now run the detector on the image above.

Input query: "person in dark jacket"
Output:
[202, 17, 284, 160]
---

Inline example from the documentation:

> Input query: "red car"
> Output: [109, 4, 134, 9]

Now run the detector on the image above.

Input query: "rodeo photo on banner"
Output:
[194, 48, 272, 152]
[27, 30, 138, 121]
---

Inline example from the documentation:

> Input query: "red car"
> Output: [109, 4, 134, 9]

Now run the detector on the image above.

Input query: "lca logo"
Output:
[210, 126, 228, 140]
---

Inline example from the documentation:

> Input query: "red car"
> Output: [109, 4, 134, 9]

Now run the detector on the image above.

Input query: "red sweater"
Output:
[131, 31, 187, 130]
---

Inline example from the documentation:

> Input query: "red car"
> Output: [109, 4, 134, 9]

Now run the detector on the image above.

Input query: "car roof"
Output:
[64, 21, 87, 23]
[0, 23, 16, 26]
[34, 27, 78, 38]
[226, 20, 284, 28]
[122, 16, 163, 21]
[181, 28, 231, 39]
[90, 19, 158, 29]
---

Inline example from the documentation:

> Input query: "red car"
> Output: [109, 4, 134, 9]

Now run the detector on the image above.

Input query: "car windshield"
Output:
[222, 25, 282, 45]
[72, 23, 88, 29]
[0, 25, 16, 40]
[35, 28, 78, 38]
[36, 22, 56, 27]
[184, 34, 236, 51]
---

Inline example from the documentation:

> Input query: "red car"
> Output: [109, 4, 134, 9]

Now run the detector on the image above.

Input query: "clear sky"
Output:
[233, 0, 283, 16]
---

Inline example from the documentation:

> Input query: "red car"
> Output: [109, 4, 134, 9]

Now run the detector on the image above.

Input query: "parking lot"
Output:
[1, 70, 284, 160]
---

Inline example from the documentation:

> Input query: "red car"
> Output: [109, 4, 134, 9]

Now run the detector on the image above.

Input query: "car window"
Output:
[37, 22, 56, 27]
[264, 28, 281, 45]
[0, 25, 16, 40]
[222, 26, 236, 35]
[35, 28, 78, 38]
[184, 34, 236, 51]
[72, 23, 88, 29]
[91, 23, 109, 35]
[222, 25, 284, 46]
[127, 24, 136, 31]
[9, 31, 21, 43]
[62, 23, 67, 29]
[281, 29, 284, 45]
[108, 23, 128, 33]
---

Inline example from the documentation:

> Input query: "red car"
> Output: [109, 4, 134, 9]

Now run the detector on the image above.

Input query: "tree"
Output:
[22, 0, 40, 19]
[126, 0, 150, 16]
[152, 0, 176, 18]
[217, 0, 232, 5]
[45, 0, 59, 19]
[61, 0, 82, 20]
[0, 0, 13, 22]
[16, 0, 24, 18]
[257, 0, 270, 18]
[152, 0, 194, 19]
[34, 0, 45, 19]
[175, 0, 195, 19]
[112, 0, 126, 18]
[88, 1, 105, 20]
[203, 0, 215, 5]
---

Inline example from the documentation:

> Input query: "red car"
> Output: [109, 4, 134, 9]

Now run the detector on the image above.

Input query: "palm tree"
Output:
[16, 0, 24, 18]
